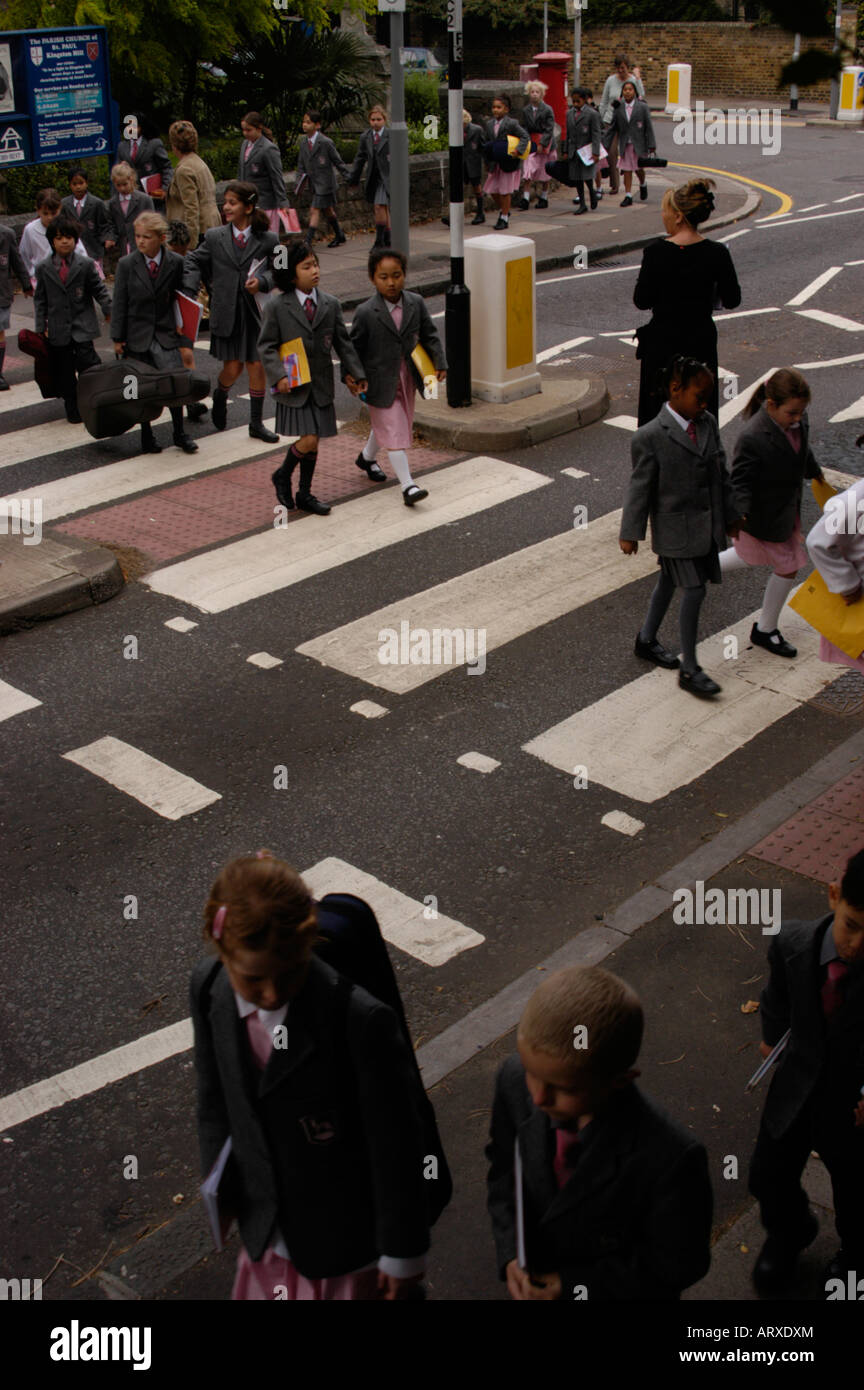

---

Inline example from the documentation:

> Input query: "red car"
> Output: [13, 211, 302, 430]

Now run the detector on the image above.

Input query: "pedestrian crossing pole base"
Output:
[446, 282, 471, 408]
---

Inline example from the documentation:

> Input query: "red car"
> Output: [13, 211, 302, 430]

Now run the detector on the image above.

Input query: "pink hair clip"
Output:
[212, 905, 227, 940]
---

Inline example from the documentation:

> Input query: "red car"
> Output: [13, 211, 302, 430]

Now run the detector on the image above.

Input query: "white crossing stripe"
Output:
[536, 336, 593, 362]
[561, 468, 589, 479]
[145, 457, 551, 614]
[758, 207, 864, 229]
[0, 678, 42, 722]
[717, 229, 751, 242]
[796, 203, 828, 213]
[605, 414, 639, 431]
[62, 736, 222, 819]
[602, 810, 644, 836]
[457, 751, 500, 774]
[247, 651, 283, 668]
[830, 394, 864, 423]
[301, 857, 484, 966]
[523, 607, 839, 803]
[794, 351, 864, 370]
[834, 193, 864, 204]
[0, 380, 57, 416]
[296, 510, 655, 692]
[164, 616, 198, 632]
[786, 266, 843, 306]
[714, 307, 780, 321]
[0, 425, 285, 523]
[350, 699, 389, 718]
[719, 369, 778, 428]
[796, 308, 864, 333]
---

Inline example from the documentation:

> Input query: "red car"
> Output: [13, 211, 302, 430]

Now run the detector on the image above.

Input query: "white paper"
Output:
[200, 1136, 233, 1250]
[576, 143, 596, 167]
[246, 256, 269, 316]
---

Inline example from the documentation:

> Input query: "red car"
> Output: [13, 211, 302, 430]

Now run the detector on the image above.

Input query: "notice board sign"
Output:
[0, 26, 115, 168]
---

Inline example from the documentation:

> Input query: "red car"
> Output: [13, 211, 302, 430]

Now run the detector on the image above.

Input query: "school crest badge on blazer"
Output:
[299, 1114, 337, 1144]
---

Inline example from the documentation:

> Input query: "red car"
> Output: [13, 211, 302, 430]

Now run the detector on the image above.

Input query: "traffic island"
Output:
[412, 369, 609, 451]
[0, 531, 124, 635]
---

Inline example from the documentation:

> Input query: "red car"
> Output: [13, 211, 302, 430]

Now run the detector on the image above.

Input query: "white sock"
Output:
[719, 545, 748, 574]
[387, 449, 414, 489]
[758, 573, 798, 633]
[362, 429, 378, 461]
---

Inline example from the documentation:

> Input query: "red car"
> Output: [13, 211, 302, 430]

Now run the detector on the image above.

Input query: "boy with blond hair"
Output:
[486, 964, 712, 1300]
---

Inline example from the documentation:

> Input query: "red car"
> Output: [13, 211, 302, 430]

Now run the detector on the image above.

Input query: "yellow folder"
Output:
[788, 571, 864, 659]
[278, 338, 311, 390]
[811, 477, 837, 510]
[506, 134, 530, 161]
[411, 343, 436, 384]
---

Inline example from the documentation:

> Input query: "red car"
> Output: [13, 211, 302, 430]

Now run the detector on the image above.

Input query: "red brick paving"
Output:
[55, 434, 461, 562]
[748, 765, 864, 882]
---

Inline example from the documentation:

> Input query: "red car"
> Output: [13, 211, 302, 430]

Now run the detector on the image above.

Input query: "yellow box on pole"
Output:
[666, 63, 691, 114]
[838, 66, 864, 120]
[465, 234, 541, 402]
[505, 257, 534, 369]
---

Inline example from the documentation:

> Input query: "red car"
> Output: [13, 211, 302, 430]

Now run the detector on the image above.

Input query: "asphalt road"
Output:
[1, 120, 863, 1304]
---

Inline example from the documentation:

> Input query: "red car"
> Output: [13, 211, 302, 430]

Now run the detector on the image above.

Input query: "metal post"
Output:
[573, 1, 583, 89]
[829, 0, 842, 119]
[388, 6, 410, 255]
[446, 0, 471, 407]
[543, 2, 549, 53]
[790, 32, 800, 111]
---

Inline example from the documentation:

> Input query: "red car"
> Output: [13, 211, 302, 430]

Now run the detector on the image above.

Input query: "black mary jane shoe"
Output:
[403, 485, 428, 507]
[634, 635, 680, 669]
[679, 667, 721, 698]
[493, 215, 509, 231]
[173, 435, 199, 454]
[249, 422, 280, 443]
[187, 402, 208, 422]
[271, 469, 295, 510]
[0, 375, 10, 391]
[750, 623, 797, 658]
[327, 233, 347, 249]
[471, 211, 486, 225]
[639, 184, 648, 201]
[355, 451, 386, 482]
[536, 197, 549, 209]
[574, 203, 588, 215]
[295, 491, 331, 515]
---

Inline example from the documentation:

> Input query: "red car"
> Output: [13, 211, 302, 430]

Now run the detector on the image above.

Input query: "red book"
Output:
[174, 291, 203, 342]
[141, 173, 163, 196]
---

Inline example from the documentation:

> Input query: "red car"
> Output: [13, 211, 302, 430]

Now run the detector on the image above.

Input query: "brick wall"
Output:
[425, 21, 856, 102]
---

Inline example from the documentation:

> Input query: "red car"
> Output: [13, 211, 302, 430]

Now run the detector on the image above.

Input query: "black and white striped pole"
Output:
[445, 0, 471, 407]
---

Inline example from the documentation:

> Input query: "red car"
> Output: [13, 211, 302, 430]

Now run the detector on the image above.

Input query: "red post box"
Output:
[533, 51, 571, 135]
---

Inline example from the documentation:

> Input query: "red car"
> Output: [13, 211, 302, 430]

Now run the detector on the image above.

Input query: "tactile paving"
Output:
[748, 766, 864, 882]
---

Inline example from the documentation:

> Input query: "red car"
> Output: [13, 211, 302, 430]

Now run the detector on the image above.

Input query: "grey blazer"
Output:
[486, 1056, 713, 1300]
[349, 291, 446, 409]
[296, 134, 350, 201]
[611, 98, 656, 158]
[34, 253, 111, 345]
[620, 405, 738, 557]
[349, 127, 390, 203]
[258, 287, 364, 409]
[520, 101, 555, 150]
[111, 248, 186, 352]
[731, 407, 820, 544]
[182, 225, 277, 338]
[190, 954, 431, 1275]
[0, 224, 30, 308]
[482, 114, 530, 162]
[565, 105, 602, 178]
[758, 915, 864, 1142]
[115, 135, 173, 190]
[237, 135, 287, 210]
[106, 190, 155, 256]
[61, 192, 110, 260]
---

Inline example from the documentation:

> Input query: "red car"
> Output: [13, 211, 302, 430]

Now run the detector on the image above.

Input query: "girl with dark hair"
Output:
[238, 112, 292, 234]
[633, 179, 742, 425]
[481, 94, 530, 231]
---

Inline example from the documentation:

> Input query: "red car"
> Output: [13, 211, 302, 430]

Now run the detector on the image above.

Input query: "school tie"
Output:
[374, 130, 380, 144]
[147, 258, 159, 280]
[784, 423, 801, 453]
[75, 200, 83, 216]
[130, 138, 139, 161]
[245, 1011, 275, 1070]
[120, 196, 130, 214]
[235, 231, 248, 249]
[391, 301, 403, 330]
[58, 259, 69, 284]
[821, 959, 849, 1019]
[494, 120, 501, 136]
[553, 1127, 582, 1189]
[303, 295, 316, 323]
[686, 420, 699, 446]
[245, 141, 253, 161]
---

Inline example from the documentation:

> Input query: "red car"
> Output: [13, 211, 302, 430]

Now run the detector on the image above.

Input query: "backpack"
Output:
[76, 360, 210, 439]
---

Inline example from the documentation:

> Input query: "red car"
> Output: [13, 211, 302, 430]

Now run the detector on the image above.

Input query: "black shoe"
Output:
[173, 434, 199, 454]
[750, 623, 797, 658]
[494, 215, 509, 230]
[471, 211, 486, 225]
[403, 485, 428, 506]
[574, 204, 588, 215]
[753, 1213, 818, 1295]
[589, 191, 598, 210]
[66, 408, 82, 424]
[272, 468, 294, 510]
[515, 195, 531, 210]
[634, 635, 680, 669]
[296, 491, 331, 515]
[249, 422, 279, 443]
[595, 189, 604, 200]
[187, 402, 208, 421]
[327, 233, 347, 248]
[141, 432, 162, 454]
[639, 184, 648, 201]
[536, 197, 549, 209]
[679, 667, 721, 698]
[0, 375, 9, 391]
[620, 195, 633, 207]
[211, 388, 227, 431]
[355, 451, 386, 482]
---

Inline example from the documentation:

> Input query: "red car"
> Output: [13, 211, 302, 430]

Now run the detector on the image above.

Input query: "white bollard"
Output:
[837, 66, 864, 121]
[666, 63, 692, 114]
[464, 234, 541, 403]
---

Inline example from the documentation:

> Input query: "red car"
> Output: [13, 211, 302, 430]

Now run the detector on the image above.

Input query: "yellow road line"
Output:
[668, 162, 793, 218]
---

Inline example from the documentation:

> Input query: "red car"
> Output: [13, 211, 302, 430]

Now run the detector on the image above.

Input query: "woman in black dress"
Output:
[633, 179, 741, 425]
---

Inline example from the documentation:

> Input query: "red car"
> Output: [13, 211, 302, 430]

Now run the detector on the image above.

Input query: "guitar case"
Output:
[76, 360, 210, 439]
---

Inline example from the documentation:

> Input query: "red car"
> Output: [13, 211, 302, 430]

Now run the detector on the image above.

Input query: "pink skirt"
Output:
[523, 146, 555, 182]
[484, 165, 522, 195]
[819, 635, 864, 672]
[617, 143, 641, 172]
[733, 519, 808, 575]
[368, 359, 415, 449]
[232, 1246, 381, 1301]
[594, 152, 609, 172]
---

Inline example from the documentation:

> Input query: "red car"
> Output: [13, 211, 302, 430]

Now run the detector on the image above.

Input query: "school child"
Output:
[296, 108, 350, 248]
[166, 219, 208, 424]
[486, 964, 713, 1300]
[0, 222, 33, 391]
[611, 80, 656, 206]
[190, 852, 432, 1300]
[260, 241, 365, 516]
[350, 248, 447, 508]
[566, 88, 601, 216]
[619, 356, 742, 699]
[111, 211, 197, 454]
[441, 110, 486, 227]
[182, 180, 279, 443]
[18, 189, 87, 286]
[34, 215, 111, 424]
[481, 94, 530, 230]
[115, 113, 172, 202]
[348, 105, 391, 248]
[515, 80, 556, 211]
[104, 164, 154, 258]
[587, 92, 609, 201]
[237, 111, 291, 235]
[719, 369, 825, 659]
[748, 848, 864, 1294]
[805, 469, 864, 676]
[61, 169, 109, 277]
